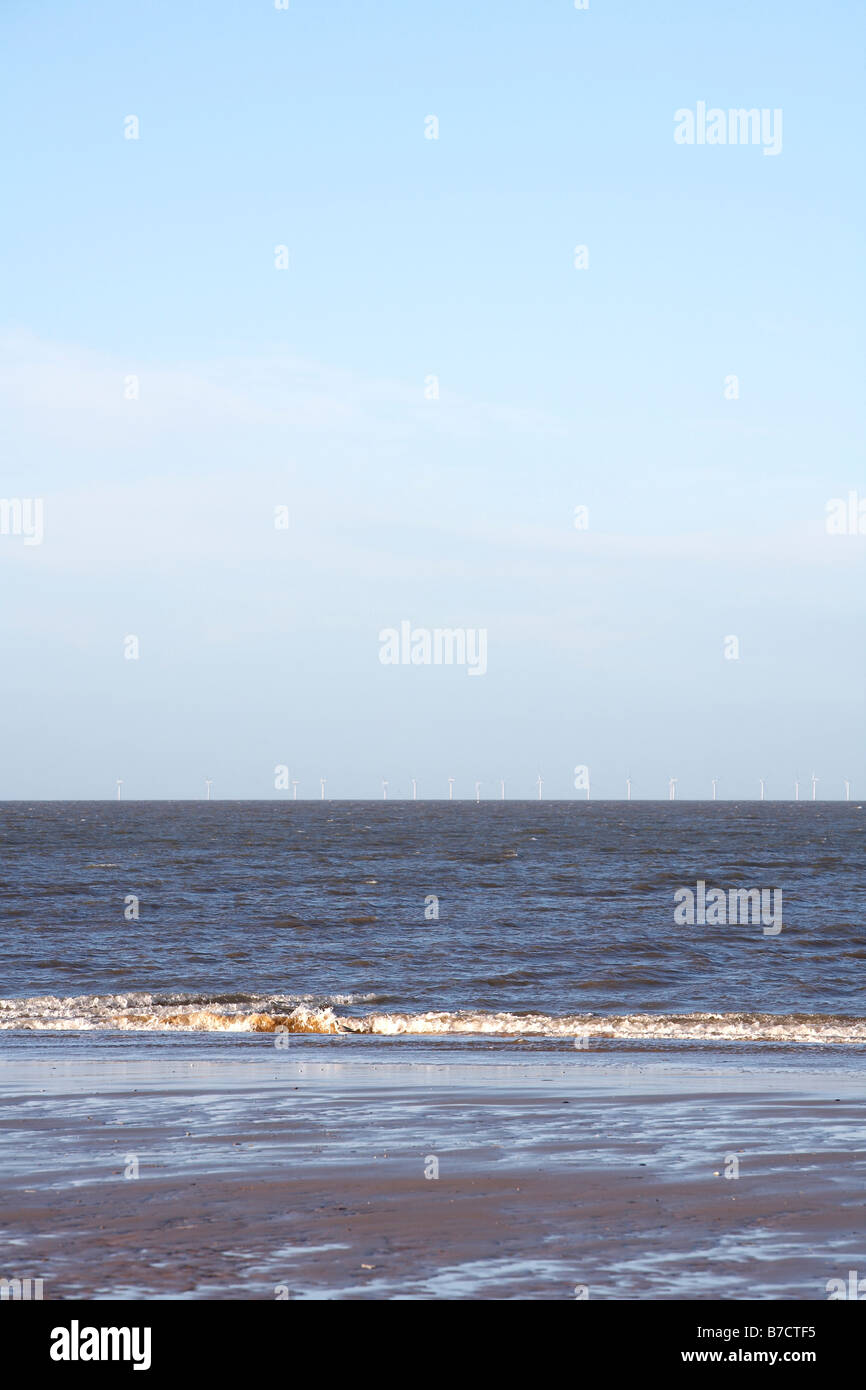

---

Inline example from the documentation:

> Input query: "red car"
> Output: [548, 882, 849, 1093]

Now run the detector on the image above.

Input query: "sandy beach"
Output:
[1, 1038, 863, 1300]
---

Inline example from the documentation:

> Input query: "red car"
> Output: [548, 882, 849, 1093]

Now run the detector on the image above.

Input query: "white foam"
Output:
[0, 993, 864, 1044]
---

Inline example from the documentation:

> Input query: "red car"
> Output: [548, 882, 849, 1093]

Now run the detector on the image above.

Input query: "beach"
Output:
[2, 1036, 863, 1300]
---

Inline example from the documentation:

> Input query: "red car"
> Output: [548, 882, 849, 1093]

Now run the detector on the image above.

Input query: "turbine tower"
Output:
[626, 775, 632, 801]
[537, 774, 543, 800]
[794, 779, 799, 801]
[500, 778, 505, 800]
[411, 778, 417, 801]
[475, 781, 481, 803]
[205, 779, 213, 801]
[382, 780, 388, 800]
[844, 779, 851, 802]
[448, 777, 455, 800]
[668, 777, 677, 801]
[320, 777, 326, 800]
[759, 779, 765, 801]
[116, 779, 123, 801]
[291, 780, 298, 800]
[811, 773, 818, 801]
[711, 778, 718, 801]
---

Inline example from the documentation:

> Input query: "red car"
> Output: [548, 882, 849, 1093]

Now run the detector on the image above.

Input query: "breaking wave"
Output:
[0, 992, 864, 1044]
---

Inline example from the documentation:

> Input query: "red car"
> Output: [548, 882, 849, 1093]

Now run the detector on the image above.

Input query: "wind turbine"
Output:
[382, 780, 388, 800]
[500, 779, 505, 800]
[759, 779, 765, 801]
[668, 777, 677, 801]
[205, 779, 213, 801]
[711, 778, 718, 801]
[537, 774, 543, 800]
[844, 779, 851, 802]
[811, 773, 818, 801]
[116, 779, 123, 801]
[475, 781, 481, 803]
[291, 780, 298, 800]
[411, 777, 417, 800]
[320, 777, 326, 800]
[626, 775, 632, 801]
[448, 777, 455, 800]
[794, 779, 799, 801]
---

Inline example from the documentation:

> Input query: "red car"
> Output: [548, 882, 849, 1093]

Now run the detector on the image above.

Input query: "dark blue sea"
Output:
[2, 801, 863, 1046]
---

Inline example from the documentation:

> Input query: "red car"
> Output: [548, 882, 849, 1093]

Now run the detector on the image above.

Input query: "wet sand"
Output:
[0, 1043, 863, 1299]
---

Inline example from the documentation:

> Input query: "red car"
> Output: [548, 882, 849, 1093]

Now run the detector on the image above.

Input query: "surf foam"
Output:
[0, 993, 864, 1044]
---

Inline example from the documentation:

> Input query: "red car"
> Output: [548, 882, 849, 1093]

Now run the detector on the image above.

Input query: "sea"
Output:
[1, 800, 863, 1050]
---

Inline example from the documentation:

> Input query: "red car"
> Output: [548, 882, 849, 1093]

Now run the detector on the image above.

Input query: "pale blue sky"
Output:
[1, 0, 863, 798]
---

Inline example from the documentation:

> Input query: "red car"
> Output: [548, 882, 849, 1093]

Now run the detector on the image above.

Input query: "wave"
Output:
[0, 993, 865, 1043]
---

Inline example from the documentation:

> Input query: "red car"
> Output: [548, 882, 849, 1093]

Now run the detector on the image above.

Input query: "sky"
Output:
[1, 0, 863, 799]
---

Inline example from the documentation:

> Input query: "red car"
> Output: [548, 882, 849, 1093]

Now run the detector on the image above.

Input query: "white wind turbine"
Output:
[320, 777, 326, 800]
[626, 775, 632, 801]
[411, 777, 417, 800]
[711, 778, 718, 801]
[205, 779, 213, 800]
[116, 779, 123, 801]
[448, 777, 455, 800]
[475, 781, 481, 803]
[382, 780, 388, 800]
[668, 777, 677, 801]
[500, 778, 505, 800]
[537, 774, 543, 800]
[844, 779, 851, 801]
[759, 779, 765, 801]
[811, 773, 818, 801]
[291, 779, 298, 800]
[794, 779, 799, 801]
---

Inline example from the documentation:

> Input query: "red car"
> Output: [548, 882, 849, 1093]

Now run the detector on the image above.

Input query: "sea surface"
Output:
[1, 801, 864, 1052]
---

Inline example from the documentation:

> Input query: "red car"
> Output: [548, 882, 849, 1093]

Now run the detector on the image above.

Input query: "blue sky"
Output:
[1, 0, 863, 798]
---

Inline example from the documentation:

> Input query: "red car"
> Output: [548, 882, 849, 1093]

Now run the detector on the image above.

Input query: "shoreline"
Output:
[1, 1044, 863, 1299]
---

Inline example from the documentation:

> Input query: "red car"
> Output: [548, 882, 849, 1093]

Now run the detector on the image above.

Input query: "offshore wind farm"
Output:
[108, 775, 858, 800]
